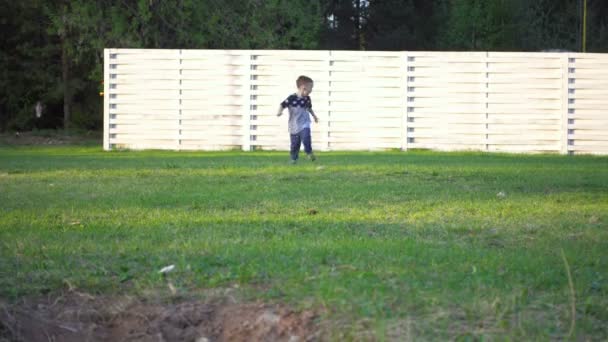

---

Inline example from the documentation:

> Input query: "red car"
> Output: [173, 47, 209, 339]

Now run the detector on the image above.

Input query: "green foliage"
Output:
[363, 0, 448, 50]
[0, 148, 607, 339]
[2, 0, 608, 132]
[320, 0, 608, 52]
[441, 0, 522, 50]
[587, 0, 608, 51]
[0, 0, 324, 132]
[440, 0, 608, 52]
[517, 0, 580, 51]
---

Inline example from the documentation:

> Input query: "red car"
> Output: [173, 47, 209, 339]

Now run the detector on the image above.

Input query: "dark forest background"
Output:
[1, 0, 607, 131]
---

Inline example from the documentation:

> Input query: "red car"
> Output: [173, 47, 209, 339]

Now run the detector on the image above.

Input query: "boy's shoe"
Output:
[290, 159, 297, 164]
[307, 153, 316, 162]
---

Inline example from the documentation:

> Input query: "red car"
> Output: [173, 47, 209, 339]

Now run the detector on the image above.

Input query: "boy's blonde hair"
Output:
[296, 75, 313, 87]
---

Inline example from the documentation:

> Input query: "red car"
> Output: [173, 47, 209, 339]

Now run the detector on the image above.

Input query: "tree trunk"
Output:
[61, 36, 71, 131]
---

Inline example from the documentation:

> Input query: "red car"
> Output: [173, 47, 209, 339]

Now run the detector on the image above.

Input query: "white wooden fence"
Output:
[103, 49, 608, 154]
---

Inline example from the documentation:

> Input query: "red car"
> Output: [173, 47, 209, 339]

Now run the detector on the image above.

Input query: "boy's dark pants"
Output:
[290, 128, 312, 160]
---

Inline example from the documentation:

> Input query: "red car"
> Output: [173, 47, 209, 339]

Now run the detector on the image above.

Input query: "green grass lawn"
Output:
[1, 145, 607, 339]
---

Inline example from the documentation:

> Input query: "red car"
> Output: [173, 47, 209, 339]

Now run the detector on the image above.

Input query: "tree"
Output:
[2, 0, 607, 132]
[43, 0, 113, 130]
[321, 0, 369, 50]
[365, 0, 448, 50]
[0, 0, 65, 130]
[245, 0, 324, 49]
[586, 0, 608, 52]
[441, 0, 523, 51]
[517, 0, 579, 51]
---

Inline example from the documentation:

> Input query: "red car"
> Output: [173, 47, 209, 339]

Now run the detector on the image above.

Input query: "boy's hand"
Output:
[314, 116, 319, 123]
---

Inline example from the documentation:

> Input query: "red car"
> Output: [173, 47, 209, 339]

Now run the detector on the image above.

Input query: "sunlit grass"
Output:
[1, 146, 607, 339]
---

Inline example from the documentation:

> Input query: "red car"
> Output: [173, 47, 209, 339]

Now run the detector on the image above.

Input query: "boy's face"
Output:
[298, 82, 313, 96]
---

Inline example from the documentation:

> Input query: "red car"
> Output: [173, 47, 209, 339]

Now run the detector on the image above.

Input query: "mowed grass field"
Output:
[1, 145, 607, 339]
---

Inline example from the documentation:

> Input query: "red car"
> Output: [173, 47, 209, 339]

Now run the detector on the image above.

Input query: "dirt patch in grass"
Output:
[0, 292, 319, 342]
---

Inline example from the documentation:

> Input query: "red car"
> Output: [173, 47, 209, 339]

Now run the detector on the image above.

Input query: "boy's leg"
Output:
[290, 133, 301, 161]
[302, 128, 315, 161]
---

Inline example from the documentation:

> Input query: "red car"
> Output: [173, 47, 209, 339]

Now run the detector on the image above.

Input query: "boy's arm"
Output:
[309, 108, 319, 123]
[277, 105, 284, 117]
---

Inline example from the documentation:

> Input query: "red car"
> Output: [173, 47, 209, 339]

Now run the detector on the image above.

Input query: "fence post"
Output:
[326, 50, 332, 151]
[405, 52, 416, 150]
[243, 51, 253, 151]
[484, 51, 490, 152]
[560, 54, 569, 154]
[401, 51, 409, 151]
[565, 54, 577, 155]
[103, 49, 110, 150]
[177, 49, 183, 150]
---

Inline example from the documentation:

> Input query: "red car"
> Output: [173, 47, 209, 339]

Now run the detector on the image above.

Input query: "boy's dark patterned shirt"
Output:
[281, 94, 313, 134]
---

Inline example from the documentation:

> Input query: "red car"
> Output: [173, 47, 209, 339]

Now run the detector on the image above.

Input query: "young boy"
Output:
[277, 75, 319, 163]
